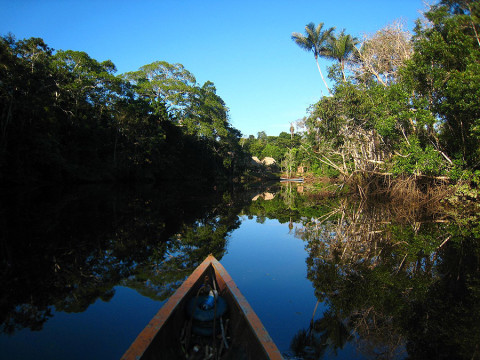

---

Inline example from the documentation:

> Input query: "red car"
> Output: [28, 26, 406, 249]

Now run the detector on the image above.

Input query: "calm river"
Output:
[1, 182, 479, 359]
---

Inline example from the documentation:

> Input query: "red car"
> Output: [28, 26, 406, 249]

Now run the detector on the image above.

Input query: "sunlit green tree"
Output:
[325, 29, 359, 82]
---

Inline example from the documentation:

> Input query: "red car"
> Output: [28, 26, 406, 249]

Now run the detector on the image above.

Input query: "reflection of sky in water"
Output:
[0, 286, 161, 359]
[222, 216, 362, 359]
[0, 216, 363, 359]
[223, 216, 318, 352]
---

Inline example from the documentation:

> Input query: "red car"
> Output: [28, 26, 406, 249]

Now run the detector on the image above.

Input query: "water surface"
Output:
[1, 183, 479, 359]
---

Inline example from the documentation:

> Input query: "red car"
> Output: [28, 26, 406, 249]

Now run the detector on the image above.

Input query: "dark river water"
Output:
[1, 182, 479, 359]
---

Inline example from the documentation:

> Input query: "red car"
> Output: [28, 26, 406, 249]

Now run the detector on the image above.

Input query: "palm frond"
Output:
[325, 29, 358, 61]
[291, 32, 312, 51]
[305, 22, 319, 39]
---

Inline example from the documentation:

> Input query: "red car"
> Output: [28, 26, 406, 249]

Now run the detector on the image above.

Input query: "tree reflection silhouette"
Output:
[291, 310, 351, 359]
[295, 195, 480, 359]
[0, 183, 248, 334]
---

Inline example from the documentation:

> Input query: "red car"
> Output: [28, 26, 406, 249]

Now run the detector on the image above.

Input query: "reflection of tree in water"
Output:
[293, 196, 480, 359]
[246, 182, 313, 226]
[281, 182, 297, 210]
[0, 184, 246, 334]
[123, 203, 243, 301]
[291, 310, 351, 359]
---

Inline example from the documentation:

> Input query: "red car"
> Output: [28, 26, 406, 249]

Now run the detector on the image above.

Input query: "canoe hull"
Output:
[121, 255, 283, 360]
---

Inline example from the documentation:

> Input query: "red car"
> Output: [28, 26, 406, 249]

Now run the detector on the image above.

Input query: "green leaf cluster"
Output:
[392, 138, 447, 176]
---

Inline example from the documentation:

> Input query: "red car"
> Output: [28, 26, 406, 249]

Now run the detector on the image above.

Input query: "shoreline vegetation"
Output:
[0, 37, 250, 187]
[243, 0, 480, 211]
[1, 0, 479, 209]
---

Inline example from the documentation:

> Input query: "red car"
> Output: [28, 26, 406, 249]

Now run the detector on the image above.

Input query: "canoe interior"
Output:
[122, 255, 282, 360]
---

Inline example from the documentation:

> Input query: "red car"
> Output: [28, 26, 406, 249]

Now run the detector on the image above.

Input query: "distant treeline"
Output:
[0, 35, 248, 185]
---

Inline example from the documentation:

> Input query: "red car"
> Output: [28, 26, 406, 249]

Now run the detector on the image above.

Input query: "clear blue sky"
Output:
[1, 0, 427, 137]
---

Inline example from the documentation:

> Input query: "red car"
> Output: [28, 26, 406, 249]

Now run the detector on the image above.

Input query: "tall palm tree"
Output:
[326, 30, 359, 81]
[292, 22, 335, 96]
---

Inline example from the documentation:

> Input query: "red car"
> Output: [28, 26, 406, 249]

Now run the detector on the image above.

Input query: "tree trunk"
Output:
[315, 56, 332, 96]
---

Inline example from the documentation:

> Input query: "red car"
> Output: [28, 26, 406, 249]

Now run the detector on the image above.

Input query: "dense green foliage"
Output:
[286, 0, 480, 182]
[0, 35, 246, 185]
[241, 131, 307, 177]
[242, 131, 300, 160]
